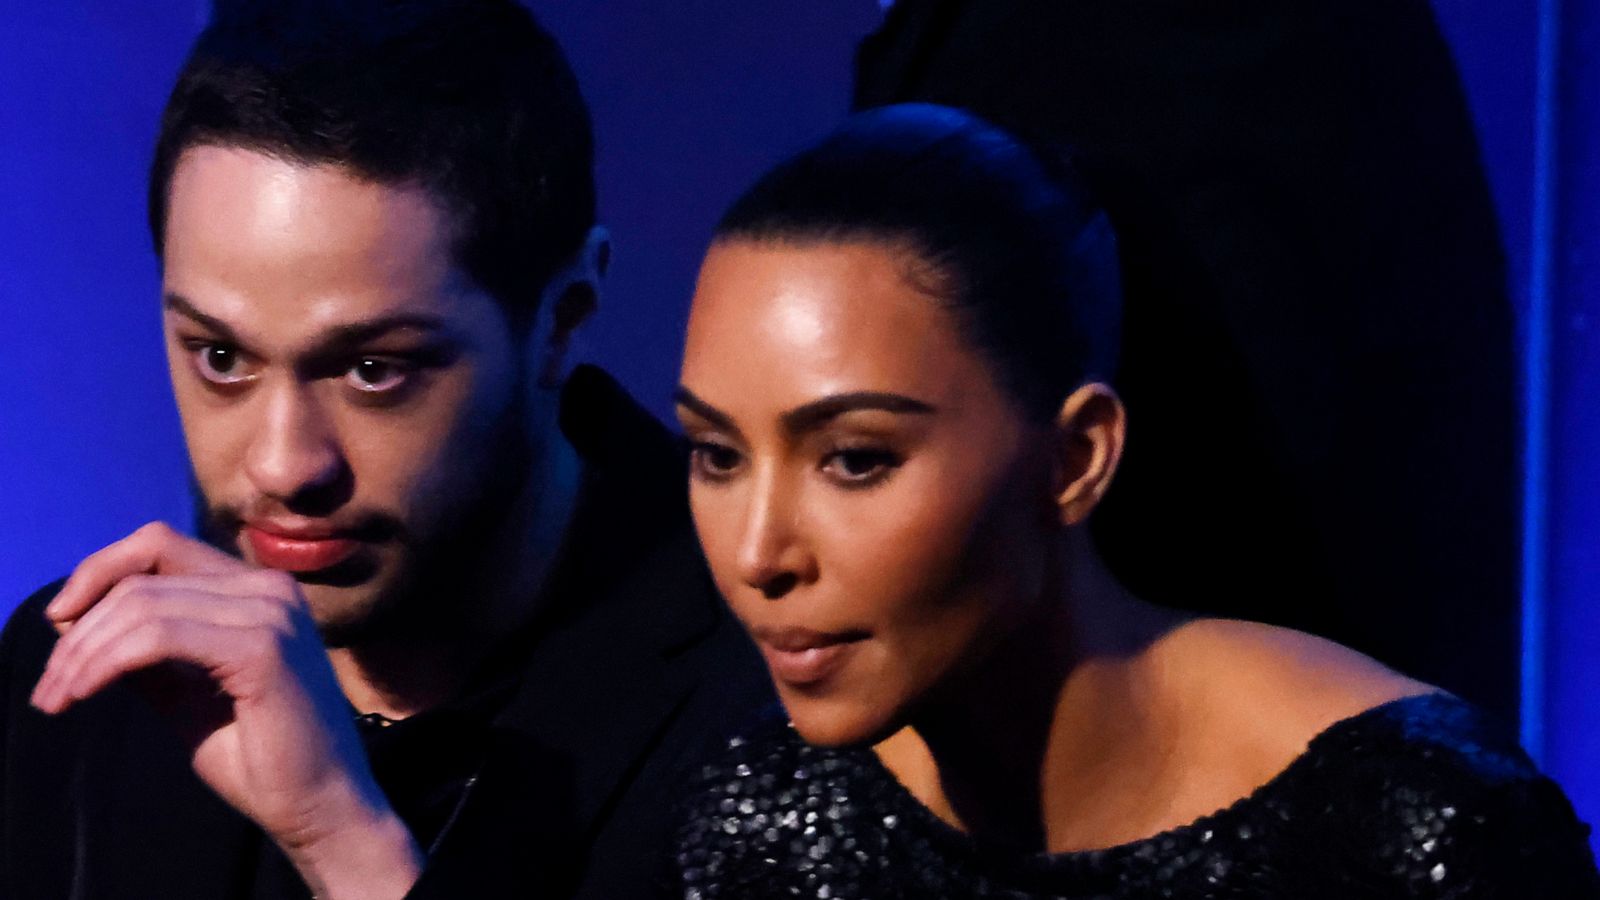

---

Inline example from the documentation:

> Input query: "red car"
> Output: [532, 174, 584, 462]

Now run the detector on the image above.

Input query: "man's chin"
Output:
[296, 579, 392, 649]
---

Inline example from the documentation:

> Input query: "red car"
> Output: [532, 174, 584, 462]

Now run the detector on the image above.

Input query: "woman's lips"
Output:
[755, 628, 868, 687]
[242, 525, 361, 573]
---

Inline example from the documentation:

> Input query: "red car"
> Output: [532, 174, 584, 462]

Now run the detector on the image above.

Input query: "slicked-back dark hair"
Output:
[716, 104, 1120, 420]
[149, 0, 595, 325]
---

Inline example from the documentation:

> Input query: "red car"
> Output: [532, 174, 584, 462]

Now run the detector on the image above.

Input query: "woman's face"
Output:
[677, 239, 1059, 746]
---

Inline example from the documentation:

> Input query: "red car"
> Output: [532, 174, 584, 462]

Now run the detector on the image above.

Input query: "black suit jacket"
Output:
[0, 365, 772, 899]
[856, 0, 1519, 720]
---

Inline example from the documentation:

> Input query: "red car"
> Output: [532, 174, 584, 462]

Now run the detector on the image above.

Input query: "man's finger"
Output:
[32, 616, 273, 715]
[34, 584, 291, 707]
[61, 571, 291, 651]
[46, 521, 241, 625]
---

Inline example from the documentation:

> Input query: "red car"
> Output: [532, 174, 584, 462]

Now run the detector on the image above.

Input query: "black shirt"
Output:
[0, 365, 773, 899]
[675, 694, 1599, 899]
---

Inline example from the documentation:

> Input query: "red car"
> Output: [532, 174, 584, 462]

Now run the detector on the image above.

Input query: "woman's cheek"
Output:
[688, 487, 745, 586]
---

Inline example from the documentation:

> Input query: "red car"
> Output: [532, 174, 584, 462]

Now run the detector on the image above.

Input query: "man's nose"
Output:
[243, 384, 348, 506]
[735, 472, 817, 600]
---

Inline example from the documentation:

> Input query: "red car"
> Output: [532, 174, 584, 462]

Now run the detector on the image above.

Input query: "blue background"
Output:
[0, 0, 1593, 846]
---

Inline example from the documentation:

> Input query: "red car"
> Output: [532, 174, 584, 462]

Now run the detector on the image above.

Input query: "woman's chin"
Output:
[781, 691, 905, 748]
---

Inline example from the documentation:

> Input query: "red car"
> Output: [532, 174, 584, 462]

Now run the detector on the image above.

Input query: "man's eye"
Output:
[190, 343, 256, 385]
[345, 358, 410, 393]
[821, 447, 900, 485]
[690, 442, 743, 479]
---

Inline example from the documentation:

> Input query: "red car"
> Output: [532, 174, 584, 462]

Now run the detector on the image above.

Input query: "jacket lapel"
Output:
[409, 365, 734, 894]
[411, 532, 723, 896]
[499, 525, 718, 838]
[76, 689, 259, 898]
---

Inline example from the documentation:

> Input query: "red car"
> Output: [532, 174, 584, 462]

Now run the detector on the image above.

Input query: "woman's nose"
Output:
[735, 475, 816, 600]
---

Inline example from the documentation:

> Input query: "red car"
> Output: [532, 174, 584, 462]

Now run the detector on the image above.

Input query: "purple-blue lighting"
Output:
[0, 0, 1593, 854]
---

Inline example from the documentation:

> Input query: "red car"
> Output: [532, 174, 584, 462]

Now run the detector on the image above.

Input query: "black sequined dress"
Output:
[674, 695, 1598, 898]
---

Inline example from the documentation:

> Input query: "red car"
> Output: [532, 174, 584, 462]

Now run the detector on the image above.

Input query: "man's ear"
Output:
[1050, 383, 1126, 526]
[534, 225, 610, 388]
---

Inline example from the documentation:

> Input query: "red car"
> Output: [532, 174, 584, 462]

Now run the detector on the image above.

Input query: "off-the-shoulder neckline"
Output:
[830, 691, 1484, 873]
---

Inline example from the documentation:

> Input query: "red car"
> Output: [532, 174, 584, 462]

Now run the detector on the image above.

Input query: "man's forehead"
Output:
[160, 146, 497, 350]
[164, 146, 455, 280]
[167, 145, 445, 226]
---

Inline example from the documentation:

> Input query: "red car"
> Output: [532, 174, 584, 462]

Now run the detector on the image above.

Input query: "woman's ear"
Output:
[1050, 383, 1126, 526]
[534, 225, 610, 388]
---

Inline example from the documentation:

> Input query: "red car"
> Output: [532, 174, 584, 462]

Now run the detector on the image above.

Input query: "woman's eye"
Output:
[345, 358, 410, 393]
[191, 343, 256, 385]
[690, 442, 743, 479]
[821, 447, 901, 485]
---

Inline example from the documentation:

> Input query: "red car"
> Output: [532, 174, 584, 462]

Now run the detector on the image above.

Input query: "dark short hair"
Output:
[716, 104, 1120, 420]
[149, 0, 595, 324]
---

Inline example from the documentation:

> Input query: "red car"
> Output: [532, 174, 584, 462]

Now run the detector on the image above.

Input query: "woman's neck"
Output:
[876, 533, 1189, 852]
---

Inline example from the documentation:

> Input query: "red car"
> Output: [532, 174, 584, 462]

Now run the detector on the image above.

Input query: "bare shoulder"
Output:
[1150, 618, 1437, 772]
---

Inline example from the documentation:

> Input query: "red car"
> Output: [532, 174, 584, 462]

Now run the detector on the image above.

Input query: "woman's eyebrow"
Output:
[674, 386, 738, 432]
[779, 392, 936, 435]
[674, 387, 937, 438]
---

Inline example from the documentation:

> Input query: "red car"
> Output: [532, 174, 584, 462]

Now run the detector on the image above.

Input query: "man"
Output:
[0, 1, 769, 897]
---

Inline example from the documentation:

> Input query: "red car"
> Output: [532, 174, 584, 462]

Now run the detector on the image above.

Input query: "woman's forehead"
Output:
[681, 240, 997, 421]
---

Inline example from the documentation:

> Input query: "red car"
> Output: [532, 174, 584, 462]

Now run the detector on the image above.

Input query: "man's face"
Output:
[160, 145, 526, 644]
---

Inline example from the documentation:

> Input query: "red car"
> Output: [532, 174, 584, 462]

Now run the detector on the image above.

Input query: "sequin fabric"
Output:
[674, 695, 1599, 898]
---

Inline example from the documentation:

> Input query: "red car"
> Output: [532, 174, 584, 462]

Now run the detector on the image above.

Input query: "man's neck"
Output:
[329, 415, 585, 721]
[329, 641, 471, 719]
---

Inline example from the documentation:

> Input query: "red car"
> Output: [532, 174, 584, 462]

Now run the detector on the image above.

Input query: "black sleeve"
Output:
[1390, 772, 1600, 899]
[1307, 728, 1600, 898]
[0, 581, 68, 899]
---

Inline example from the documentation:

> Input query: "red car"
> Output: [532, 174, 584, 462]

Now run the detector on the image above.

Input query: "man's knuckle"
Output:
[66, 549, 112, 590]
[114, 574, 151, 604]
[241, 594, 292, 633]
[255, 568, 299, 596]
[122, 580, 171, 622]
[134, 521, 176, 543]
[65, 554, 96, 584]
[150, 616, 182, 644]
[263, 601, 295, 635]
[124, 618, 171, 660]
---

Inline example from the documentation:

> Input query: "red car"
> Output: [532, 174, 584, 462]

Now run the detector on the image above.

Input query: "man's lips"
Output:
[241, 524, 361, 573]
[752, 627, 869, 687]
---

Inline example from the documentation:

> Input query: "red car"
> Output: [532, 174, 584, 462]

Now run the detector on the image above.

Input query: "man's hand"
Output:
[29, 521, 424, 900]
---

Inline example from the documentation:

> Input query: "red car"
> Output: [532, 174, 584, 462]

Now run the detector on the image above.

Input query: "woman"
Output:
[670, 105, 1597, 898]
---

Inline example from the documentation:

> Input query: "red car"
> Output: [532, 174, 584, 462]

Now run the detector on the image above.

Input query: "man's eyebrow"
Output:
[309, 315, 450, 355]
[779, 392, 936, 434]
[163, 293, 241, 344]
[163, 292, 449, 354]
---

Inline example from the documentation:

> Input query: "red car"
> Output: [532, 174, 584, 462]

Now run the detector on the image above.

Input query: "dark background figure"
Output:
[854, 0, 1519, 723]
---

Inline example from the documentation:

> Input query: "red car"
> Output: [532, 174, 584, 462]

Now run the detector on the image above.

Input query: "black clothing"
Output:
[0, 365, 773, 899]
[854, 0, 1520, 720]
[674, 695, 1599, 899]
